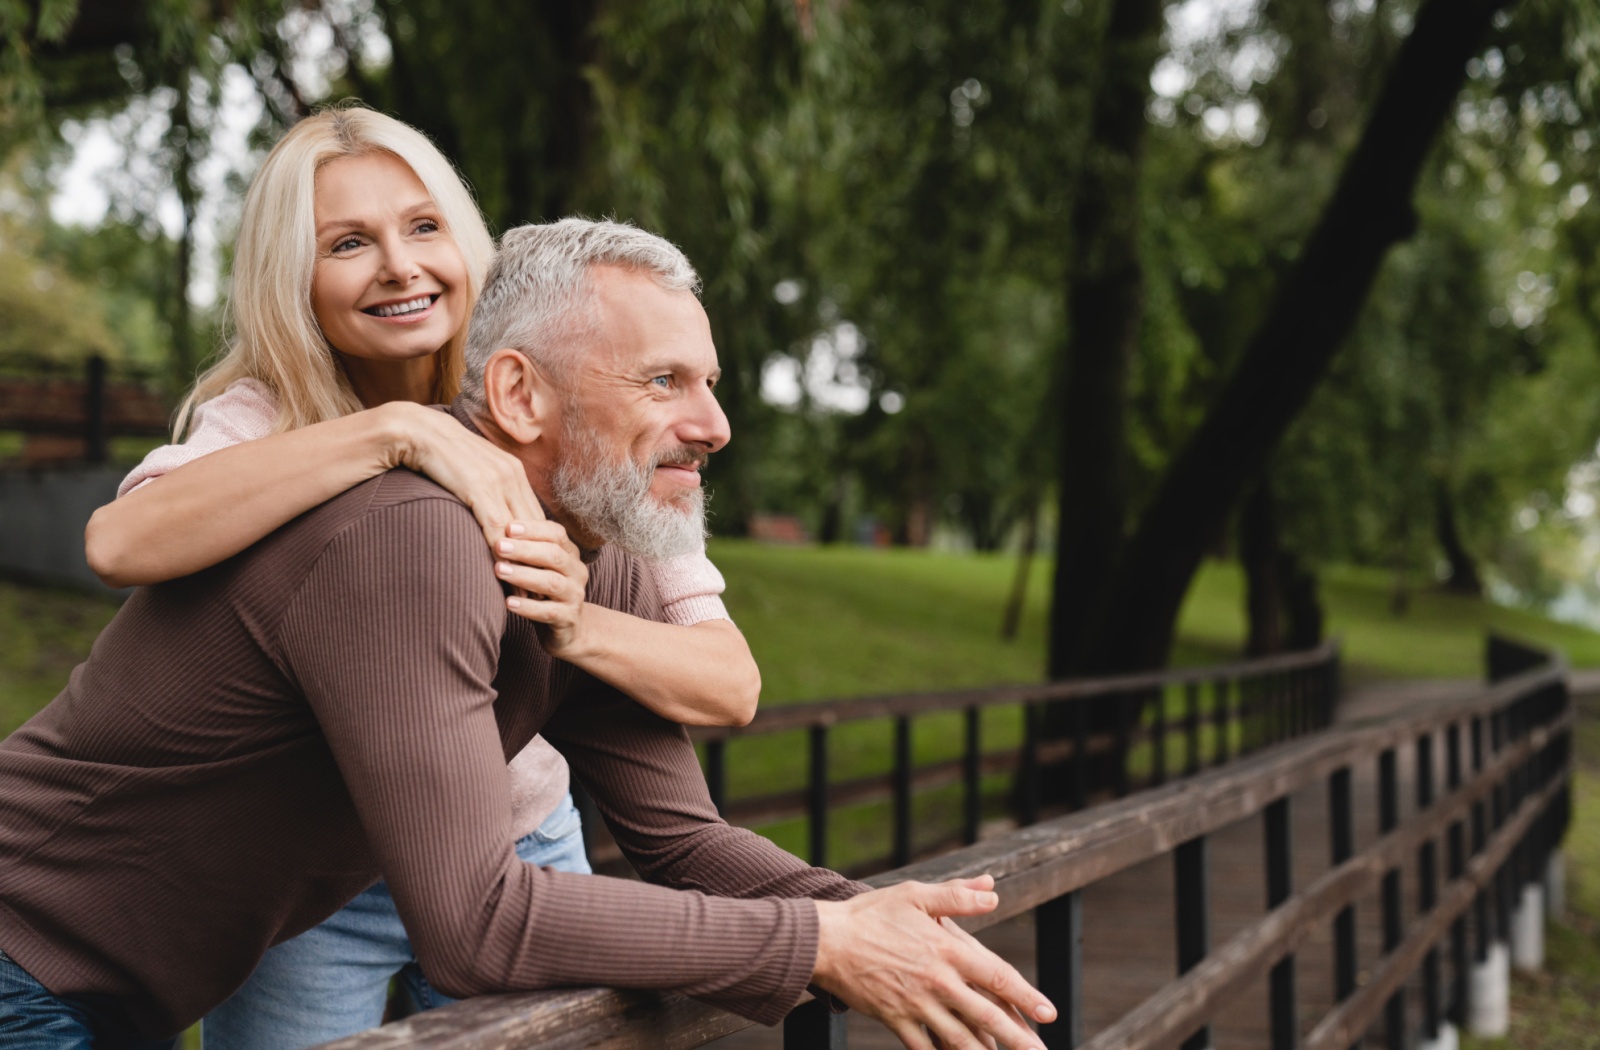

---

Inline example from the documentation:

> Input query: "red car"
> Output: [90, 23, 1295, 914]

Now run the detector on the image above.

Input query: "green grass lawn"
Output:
[713, 543, 1600, 704]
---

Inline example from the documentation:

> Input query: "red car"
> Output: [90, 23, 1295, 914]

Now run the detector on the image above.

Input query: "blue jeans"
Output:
[0, 949, 176, 1049]
[204, 794, 590, 1050]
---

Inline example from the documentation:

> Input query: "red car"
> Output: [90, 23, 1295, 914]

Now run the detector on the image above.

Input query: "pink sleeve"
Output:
[117, 380, 281, 499]
[650, 549, 730, 625]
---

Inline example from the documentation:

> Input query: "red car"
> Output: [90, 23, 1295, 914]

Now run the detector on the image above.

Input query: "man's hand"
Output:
[812, 876, 1054, 1050]
[496, 520, 591, 653]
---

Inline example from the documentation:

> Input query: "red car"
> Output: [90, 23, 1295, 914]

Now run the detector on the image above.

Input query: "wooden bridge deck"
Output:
[708, 681, 1478, 1050]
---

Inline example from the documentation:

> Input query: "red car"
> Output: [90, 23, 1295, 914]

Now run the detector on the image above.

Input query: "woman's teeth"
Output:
[369, 296, 434, 317]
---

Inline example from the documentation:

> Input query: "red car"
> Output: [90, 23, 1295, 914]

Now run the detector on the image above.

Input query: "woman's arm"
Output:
[495, 523, 761, 727]
[87, 401, 542, 587]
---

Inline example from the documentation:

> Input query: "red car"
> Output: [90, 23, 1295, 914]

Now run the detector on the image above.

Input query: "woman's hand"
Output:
[495, 521, 592, 655]
[380, 402, 546, 550]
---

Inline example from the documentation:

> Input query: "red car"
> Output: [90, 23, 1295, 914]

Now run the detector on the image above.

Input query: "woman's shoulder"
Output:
[199, 378, 281, 428]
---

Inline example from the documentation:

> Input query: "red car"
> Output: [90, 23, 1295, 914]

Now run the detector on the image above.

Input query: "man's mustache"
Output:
[653, 446, 709, 471]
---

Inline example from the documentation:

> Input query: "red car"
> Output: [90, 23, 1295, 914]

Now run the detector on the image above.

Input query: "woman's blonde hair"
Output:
[175, 104, 494, 436]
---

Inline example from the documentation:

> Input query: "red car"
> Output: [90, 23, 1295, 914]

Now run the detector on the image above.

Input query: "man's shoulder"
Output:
[262, 468, 476, 570]
[588, 546, 666, 623]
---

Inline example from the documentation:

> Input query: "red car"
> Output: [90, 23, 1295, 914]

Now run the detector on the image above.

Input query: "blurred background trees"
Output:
[4, 0, 1600, 682]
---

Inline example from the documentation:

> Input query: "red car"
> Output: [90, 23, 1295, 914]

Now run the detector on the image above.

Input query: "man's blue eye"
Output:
[652, 376, 672, 388]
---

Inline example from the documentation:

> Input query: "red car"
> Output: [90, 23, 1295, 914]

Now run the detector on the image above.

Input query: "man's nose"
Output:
[682, 383, 731, 453]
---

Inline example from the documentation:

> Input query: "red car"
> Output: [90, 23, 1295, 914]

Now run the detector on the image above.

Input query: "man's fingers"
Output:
[914, 879, 1000, 919]
[951, 950, 1053, 1026]
[945, 983, 1041, 1050]
[923, 1002, 999, 1050]
[888, 1020, 938, 1050]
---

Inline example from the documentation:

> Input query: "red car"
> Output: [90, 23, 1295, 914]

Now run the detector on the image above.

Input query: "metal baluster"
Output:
[784, 998, 846, 1049]
[1185, 682, 1201, 777]
[1114, 692, 1132, 798]
[1037, 892, 1083, 1049]
[1265, 796, 1295, 1050]
[1446, 723, 1469, 1030]
[892, 716, 913, 868]
[1070, 698, 1087, 812]
[1379, 748, 1404, 1050]
[1213, 678, 1231, 766]
[1152, 685, 1169, 788]
[1175, 835, 1211, 1050]
[809, 726, 829, 868]
[963, 706, 981, 845]
[1330, 766, 1358, 1011]
[1024, 702, 1042, 825]
[1472, 717, 1493, 967]
[1418, 734, 1441, 1044]
[1491, 711, 1511, 956]
[706, 738, 727, 816]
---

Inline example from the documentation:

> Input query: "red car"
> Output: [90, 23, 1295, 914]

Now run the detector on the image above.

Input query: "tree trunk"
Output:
[1241, 482, 1284, 656]
[1001, 501, 1041, 641]
[1435, 481, 1483, 595]
[170, 65, 196, 383]
[1046, 0, 1165, 679]
[1077, 0, 1510, 675]
[1037, 0, 1165, 805]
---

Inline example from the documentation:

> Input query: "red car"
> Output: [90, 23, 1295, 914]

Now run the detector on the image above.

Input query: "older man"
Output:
[0, 220, 1053, 1050]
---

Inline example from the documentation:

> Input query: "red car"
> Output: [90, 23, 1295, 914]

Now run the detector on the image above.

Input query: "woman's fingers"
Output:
[496, 564, 580, 601]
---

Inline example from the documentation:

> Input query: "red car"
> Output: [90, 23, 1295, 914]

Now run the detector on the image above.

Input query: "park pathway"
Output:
[706, 676, 1525, 1050]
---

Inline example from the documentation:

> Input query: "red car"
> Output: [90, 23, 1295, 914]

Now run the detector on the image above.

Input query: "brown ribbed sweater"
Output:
[0, 457, 864, 1038]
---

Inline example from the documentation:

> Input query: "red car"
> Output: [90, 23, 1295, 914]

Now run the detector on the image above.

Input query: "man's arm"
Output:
[274, 493, 836, 1025]
[540, 677, 866, 901]
[540, 662, 1056, 1049]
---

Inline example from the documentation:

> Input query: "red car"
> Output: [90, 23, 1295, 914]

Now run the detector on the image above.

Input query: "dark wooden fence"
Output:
[320, 640, 1570, 1050]
[669, 642, 1340, 876]
[0, 353, 169, 464]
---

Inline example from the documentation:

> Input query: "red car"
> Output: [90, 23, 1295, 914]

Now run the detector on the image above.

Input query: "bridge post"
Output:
[1037, 891, 1083, 1048]
[783, 998, 847, 1049]
[1175, 835, 1211, 1050]
[1264, 797, 1295, 1050]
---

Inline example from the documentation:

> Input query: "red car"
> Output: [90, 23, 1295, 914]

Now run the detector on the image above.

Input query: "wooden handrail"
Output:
[320, 656, 1566, 1049]
[690, 640, 1339, 740]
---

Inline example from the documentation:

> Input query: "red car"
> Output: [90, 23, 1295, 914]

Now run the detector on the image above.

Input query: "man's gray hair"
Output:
[461, 218, 701, 405]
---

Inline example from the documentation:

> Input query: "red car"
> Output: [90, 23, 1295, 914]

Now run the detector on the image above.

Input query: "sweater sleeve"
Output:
[542, 679, 869, 902]
[650, 548, 731, 625]
[274, 494, 831, 1025]
[117, 379, 280, 498]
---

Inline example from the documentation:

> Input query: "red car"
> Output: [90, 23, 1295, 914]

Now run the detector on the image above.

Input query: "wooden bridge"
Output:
[322, 639, 1571, 1050]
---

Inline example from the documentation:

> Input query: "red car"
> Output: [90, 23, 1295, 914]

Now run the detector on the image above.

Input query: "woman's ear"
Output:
[482, 349, 551, 445]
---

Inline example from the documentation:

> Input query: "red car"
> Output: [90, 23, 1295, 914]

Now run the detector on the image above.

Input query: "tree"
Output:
[1053, 0, 1520, 676]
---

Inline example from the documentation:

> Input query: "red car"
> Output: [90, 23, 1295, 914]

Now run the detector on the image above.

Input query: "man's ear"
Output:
[482, 348, 553, 445]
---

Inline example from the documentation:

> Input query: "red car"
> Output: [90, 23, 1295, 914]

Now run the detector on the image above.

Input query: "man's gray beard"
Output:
[550, 428, 708, 561]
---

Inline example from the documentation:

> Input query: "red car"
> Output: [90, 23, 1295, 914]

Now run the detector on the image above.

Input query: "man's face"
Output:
[545, 264, 731, 557]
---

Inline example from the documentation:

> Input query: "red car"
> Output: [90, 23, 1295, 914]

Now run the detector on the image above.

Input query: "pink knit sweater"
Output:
[119, 378, 732, 838]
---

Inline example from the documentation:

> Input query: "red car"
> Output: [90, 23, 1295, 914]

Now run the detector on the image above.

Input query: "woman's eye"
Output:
[414, 219, 440, 235]
[331, 236, 362, 253]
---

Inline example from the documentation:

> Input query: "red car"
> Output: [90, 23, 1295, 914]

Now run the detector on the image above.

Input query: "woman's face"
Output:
[310, 151, 468, 367]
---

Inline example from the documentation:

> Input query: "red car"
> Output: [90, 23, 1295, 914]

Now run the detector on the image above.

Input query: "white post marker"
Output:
[1512, 882, 1545, 973]
[1545, 849, 1567, 921]
[1468, 941, 1510, 1038]
[1418, 1021, 1459, 1050]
